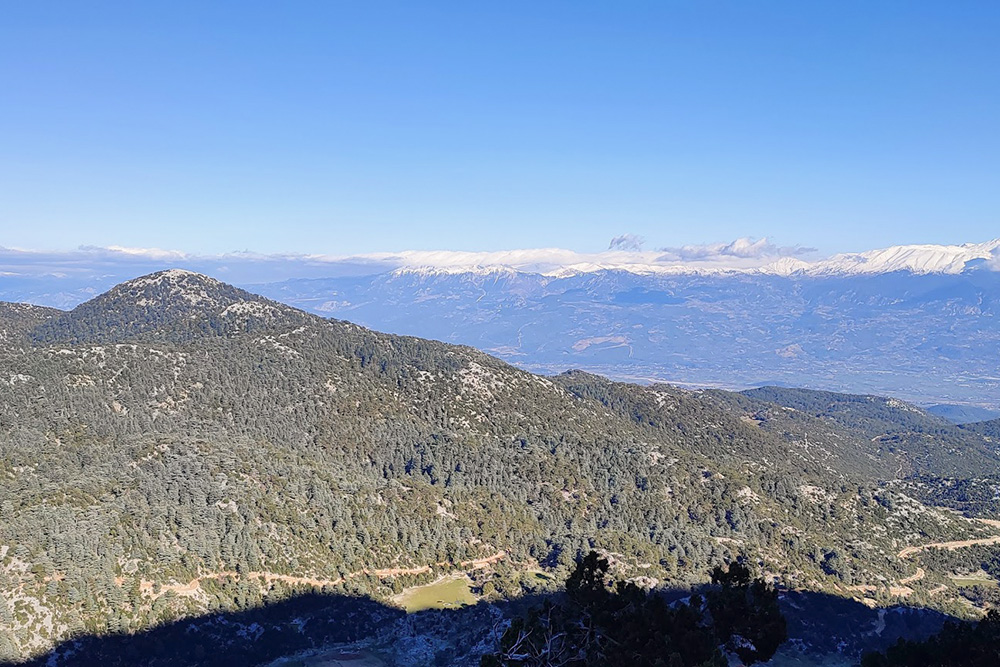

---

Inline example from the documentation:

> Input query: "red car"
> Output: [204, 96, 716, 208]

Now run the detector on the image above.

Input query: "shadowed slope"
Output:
[1, 586, 961, 667]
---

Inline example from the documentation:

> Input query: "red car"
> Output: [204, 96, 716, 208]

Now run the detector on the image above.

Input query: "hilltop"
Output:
[30, 269, 312, 345]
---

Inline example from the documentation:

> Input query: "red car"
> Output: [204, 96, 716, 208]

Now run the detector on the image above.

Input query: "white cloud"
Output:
[658, 237, 817, 261]
[102, 245, 190, 261]
[608, 234, 645, 252]
[0, 245, 397, 284]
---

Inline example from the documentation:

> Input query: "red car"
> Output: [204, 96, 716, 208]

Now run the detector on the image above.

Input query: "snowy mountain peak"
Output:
[390, 265, 522, 279]
[758, 257, 812, 276]
[808, 239, 1000, 276]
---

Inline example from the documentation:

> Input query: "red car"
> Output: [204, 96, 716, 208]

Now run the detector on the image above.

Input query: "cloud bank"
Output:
[1, 238, 998, 309]
[658, 238, 817, 261]
[0, 237, 810, 284]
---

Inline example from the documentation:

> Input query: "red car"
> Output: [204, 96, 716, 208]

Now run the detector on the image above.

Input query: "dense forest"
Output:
[1, 270, 999, 664]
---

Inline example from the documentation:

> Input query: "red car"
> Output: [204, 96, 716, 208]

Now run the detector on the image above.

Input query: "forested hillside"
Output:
[962, 416, 1000, 440]
[1, 271, 998, 663]
[0, 304, 58, 349]
[740, 386, 1000, 477]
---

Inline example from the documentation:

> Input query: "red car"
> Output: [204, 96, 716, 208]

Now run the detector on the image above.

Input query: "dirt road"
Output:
[899, 567, 925, 585]
[131, 551, 507, 600]
[897, 520, 1000, 559]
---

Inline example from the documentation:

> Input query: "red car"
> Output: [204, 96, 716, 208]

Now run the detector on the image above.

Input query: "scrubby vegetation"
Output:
[900, 474, 1000, 518]
[918, 544, 1000, 580]
[738, 386, 1000, 478]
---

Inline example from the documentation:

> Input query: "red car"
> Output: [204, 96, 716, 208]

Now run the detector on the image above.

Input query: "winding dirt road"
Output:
[133, 551, 507, 600]
[897, 519, 1000, 559]
[898, 567, 925, 585]
[882, 518, 1000, 596]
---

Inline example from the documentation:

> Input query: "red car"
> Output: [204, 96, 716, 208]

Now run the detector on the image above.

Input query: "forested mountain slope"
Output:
[740, 386, 1000, 477]
[0, 304, 59, 350]
[962, 416, 1000, 440]
[561, 374, 931, 482]
[892, 418, 1000, 520]
[0, 271, 996, 663]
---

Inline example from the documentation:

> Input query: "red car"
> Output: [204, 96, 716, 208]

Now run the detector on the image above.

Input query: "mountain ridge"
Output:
[6, 245, 1000, 408]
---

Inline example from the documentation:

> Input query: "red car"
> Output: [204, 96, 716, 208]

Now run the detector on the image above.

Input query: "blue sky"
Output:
[2, 1, 998, 256]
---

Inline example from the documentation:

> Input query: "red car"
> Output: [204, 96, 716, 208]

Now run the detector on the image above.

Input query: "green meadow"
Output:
[393, 576, 477, 613]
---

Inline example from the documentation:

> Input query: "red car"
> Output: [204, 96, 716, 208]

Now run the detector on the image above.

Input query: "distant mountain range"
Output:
[3, 240, 1000, 410]
[248, 265, 1000, 411]
[325, 238, 1000, 277]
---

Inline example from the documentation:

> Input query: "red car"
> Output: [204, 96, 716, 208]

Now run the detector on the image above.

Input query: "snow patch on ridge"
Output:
[4, 240, 1000, 298]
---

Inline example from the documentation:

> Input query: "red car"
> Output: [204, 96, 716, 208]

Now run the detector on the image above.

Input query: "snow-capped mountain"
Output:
[799, 239, 1000, 276]
[2, 239, 1000, 291]
[319, 238, 1000, 278]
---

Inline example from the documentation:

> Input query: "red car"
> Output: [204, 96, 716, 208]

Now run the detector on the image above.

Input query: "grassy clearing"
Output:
[950, 574, 996, 588]
[393, 575, 476, 612]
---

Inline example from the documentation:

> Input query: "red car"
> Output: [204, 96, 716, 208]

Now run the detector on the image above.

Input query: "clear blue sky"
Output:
[2, 1, 998, 255]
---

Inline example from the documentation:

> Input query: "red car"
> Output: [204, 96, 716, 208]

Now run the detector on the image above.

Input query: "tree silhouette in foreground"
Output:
[862, 609, 1000, 667]
[482, 552, 786, 666]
